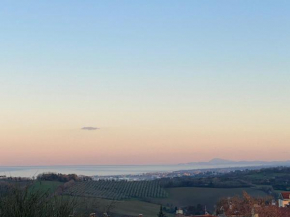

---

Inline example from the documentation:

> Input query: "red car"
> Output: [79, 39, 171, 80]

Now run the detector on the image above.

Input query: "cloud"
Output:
[81, 127, 99, 131]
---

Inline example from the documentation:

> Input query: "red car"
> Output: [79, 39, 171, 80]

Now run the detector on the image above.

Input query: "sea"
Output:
[0, 164, 231, 178]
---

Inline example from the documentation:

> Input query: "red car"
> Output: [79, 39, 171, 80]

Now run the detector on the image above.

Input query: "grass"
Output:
[31, 181, 63, 194]
[149, 187, 268, 212]
[67, 196, 170, 217]
[108, 199, 164, 217]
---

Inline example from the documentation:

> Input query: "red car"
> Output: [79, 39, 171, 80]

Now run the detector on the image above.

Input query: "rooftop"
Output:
[281, 192, 290, 200]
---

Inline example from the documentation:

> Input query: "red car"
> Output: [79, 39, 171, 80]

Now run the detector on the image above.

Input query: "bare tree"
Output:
[216, 191, 290, 217]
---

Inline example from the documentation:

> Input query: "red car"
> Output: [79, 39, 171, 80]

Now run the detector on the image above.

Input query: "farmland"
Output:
[70, 196, 170, 217]
[61, 185, 268, 215]
[22, 167, 290, 216]
[60, 180, 269, 215]
[63, 180, 168, 200]
[31, 181, 63, 193]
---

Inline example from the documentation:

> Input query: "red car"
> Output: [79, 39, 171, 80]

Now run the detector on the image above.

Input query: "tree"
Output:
[157, 205, 166, 217]
[215, 192, 290, 217]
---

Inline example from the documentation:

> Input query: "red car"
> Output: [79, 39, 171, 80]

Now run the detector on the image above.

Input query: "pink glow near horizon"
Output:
[1, 120, 289, 166]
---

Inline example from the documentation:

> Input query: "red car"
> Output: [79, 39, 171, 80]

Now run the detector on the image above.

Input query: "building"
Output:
[278, 192, 290, 207]
[176, 208, 184, 217]
[175, 208, 216, 217]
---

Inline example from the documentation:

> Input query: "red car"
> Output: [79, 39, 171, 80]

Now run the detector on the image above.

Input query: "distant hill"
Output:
[180, 158, 290, 167]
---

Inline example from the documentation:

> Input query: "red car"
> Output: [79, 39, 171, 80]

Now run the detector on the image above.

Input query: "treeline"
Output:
[183, 204, 206, 215]
[37, 173, 92, 182]
[223, 167, 290, 190]
[162, 204, 206, 215]
[0, 176, 32, 182]
[158, 167, 290, 189]
[158, 176, 250, 188]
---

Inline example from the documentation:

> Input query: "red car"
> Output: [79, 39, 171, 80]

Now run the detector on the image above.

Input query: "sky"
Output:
[0, 0, 290, 166]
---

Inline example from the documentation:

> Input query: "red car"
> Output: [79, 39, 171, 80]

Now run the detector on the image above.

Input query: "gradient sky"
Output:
[1, 0, 290, 166]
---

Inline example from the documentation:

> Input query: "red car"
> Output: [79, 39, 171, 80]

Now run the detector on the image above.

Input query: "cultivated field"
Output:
[31, 181, 63, 193]
[72, 197, 171, 217]
[63, 180, 168, 200]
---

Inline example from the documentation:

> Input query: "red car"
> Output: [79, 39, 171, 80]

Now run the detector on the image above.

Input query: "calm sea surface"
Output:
[0, 164, 231, 178]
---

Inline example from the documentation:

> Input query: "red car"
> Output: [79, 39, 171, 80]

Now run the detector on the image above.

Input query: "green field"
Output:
[71, 196, 168, 217]
[150, 187, 267, 212]
[31, 181, 63, 193]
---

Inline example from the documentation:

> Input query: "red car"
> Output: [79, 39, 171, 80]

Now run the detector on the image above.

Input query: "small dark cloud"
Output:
[81, 127, 99, 131]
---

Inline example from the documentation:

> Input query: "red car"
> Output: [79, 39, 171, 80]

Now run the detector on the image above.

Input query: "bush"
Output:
[0, 185, 76, 217]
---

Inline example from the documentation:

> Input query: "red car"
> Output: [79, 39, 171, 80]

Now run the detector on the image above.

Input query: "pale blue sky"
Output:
[1, 0, 289, 101]
[0, 1, 290, 165]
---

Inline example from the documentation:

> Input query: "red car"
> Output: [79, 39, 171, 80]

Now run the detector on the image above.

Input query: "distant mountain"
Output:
[179, 158, 290, 167]
[208, 158, 234, 164]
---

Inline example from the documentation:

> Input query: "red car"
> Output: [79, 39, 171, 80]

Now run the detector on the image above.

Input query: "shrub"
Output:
[0, 185, 76, 217]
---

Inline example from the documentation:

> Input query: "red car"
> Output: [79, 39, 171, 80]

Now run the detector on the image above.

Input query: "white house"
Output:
[278, 192, 290, 207]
